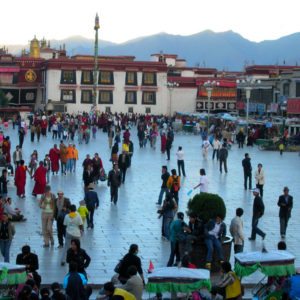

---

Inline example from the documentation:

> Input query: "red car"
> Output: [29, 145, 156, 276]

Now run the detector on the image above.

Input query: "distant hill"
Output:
[4, 31, 300, 70]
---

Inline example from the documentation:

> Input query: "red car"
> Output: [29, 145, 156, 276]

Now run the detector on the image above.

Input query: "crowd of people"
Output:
[0, 111, 296, 300]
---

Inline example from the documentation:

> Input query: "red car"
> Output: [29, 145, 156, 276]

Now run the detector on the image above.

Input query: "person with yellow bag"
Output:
[211, 261, 242, 300]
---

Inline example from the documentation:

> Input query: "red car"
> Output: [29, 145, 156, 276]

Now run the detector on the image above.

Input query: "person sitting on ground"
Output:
[204, 214, 226, 270]
[122, 266, 143, 300]
[211, 261, 242, 300]
[66, 239, 91, 279]
[63, 262, 91, 300]
[3, 197, 26, 221]
[103, 282, 136, 300]
[16, 245, 41, 287]
[51, 282, 68, 300]
[117, 244, 145, 285]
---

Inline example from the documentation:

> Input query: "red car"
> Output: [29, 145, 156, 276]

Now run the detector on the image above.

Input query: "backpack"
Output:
[171, 176, 179, 192]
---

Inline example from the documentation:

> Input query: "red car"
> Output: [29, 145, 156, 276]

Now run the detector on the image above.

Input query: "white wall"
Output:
[181, 70, 195, 77]
[169, 87, 197, 114]
[46, 69, 169, 114]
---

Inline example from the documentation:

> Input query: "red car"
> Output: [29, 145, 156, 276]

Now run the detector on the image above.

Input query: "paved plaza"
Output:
[5, 125, 300, 285]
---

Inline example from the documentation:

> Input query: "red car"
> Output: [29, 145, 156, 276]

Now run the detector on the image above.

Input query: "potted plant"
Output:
[185, 193, 232, 272]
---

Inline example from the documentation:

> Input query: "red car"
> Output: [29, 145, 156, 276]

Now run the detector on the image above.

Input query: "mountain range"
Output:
[4, 30, 300, 70]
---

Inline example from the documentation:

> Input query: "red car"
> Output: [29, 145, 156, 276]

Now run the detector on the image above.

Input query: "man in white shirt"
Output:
[254, 163, 265, 198]
[212, 137, 221, 160]
[230, 208, 245, 253]
[61, 204, 83, 266]
[193, 168, 208, 193]
[202, 137, 210, 159]
[176, 146, 186, 177]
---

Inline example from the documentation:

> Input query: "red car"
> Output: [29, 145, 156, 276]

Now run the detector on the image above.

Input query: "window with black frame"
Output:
[81, 71, 93, 84]
[98, 91, 113, 104]
[126, 71, 137, 85]
[142, 72, 156, 86]
[81, 90, 93, 103]
[142, 91, 156, 105]
[61, 70, 76, 84]
[99, 71, 114, 85]
[125, 91, 137, 104]
[61, 90, 76, 103]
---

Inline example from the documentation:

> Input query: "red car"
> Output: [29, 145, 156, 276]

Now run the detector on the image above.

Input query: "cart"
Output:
[146, 267, 211, 299]
[235, 250, 296, 300]
[256, 139, 274, 150]
[0, 263, 27, 298]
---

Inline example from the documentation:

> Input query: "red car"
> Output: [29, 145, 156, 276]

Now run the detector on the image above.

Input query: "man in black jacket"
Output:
[84, 183, 99, 229]
[107, 164, 121, 205]
[118, 151, 130, 184]
[277, 187, 293, 238]
[82, 164, 94, 193]
[166, 136, 172, 161]
[156, 166, 170, 205]
[249, 188, 266, 241]
[242, 153, 252, 190]
[16, 245, 41, 287]
[184, 212, 204, 253]
[219, 144, 228, 173]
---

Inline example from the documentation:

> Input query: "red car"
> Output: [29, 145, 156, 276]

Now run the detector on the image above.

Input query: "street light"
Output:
[167, 81, 179, 117]
[203, 80, 219, 133]
[236, 78, 261, 138]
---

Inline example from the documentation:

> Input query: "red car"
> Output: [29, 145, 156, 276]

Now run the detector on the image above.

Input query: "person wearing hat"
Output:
[107, 163, 121, 205]
[84, 183, 99, 229]
[54, 190, 71, 248]
[249, 188, 266, 241]
[277, 187, 293, 238]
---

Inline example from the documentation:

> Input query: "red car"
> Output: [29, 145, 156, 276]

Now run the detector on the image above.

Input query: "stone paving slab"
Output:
[4, 125, 300, 286]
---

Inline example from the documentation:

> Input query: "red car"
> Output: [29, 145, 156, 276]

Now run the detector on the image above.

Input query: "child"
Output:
[279, 142, 284, 155]
[77, 200, 89, 230]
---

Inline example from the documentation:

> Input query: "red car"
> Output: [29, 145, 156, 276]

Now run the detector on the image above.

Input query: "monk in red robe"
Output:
[15, 160, 31, 198]
[49, 144, 60, 174]
[161, 132, 166, 153]
[2, 137, 11, 163]
[32, 162, 47, 196]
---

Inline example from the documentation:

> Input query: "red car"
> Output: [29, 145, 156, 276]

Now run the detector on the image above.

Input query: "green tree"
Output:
[0, 89, 8, 107]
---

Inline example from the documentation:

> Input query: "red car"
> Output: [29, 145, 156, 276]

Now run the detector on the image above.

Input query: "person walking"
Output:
[193, 168, 208, 193]
[277, 187, 293, 238]
[43, 154, 51, 184]
[230, 208, 245, 254]
[83, 164, 94, 193]
[108, 127, 114, 148]
[66, 143, 74, 173]
[249, 188, 266, 241]
[166, 169, 180, 205]
[212, 137, 221, 160]
[242, 153, 252, 190]
[54, 190, 71, 248]
[32, 161, 47, 196]
[13, 145, 22, 167]
[72, 145, 78, 172]
[49, 144, 60, 175]
[107, 164, 121, 205]
[176, 146, 186, 177]
[61, 205, 83, 266]
[59, 145, 67, 175]
[202, 136, 210, 159]
[14, 160, 31, 198]
[166, 135, 172, 161]
[19, 127, 25, 148]
[219, 144, 228, 173]
[156, 166, 170, 205]
[0, 213, 15, 262]
[84, 183, 99, 229]
[236, 130, 245, 148]
[39, 185, 56, 247]
[254, 163, 265, 198]
[118, 150, 130, 184]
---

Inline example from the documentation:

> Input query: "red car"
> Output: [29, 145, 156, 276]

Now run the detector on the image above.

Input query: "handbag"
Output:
[114, 259, 123, 273]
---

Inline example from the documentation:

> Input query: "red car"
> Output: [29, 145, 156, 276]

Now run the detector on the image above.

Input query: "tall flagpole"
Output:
[93, 13, 100, 110]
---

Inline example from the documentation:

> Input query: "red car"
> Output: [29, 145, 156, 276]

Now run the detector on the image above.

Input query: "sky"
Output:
[2, 0, 300, 45]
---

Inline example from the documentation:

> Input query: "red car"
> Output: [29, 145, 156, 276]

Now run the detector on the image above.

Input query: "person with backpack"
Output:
[166, 169, 181, 205]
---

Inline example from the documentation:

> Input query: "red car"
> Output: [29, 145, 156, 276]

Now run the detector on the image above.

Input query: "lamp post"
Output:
[203, 80, 219, 134]
[236, 78, 261, 138]
[167, 81, 179, 117]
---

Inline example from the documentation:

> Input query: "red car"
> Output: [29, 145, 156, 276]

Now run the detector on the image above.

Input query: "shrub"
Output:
[187, 193, 226, 224]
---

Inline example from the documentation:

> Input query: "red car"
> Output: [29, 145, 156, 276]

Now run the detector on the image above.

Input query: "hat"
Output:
[57, 190, 64, 195]
[88, 183, 94, 189]
[251, 188, 260, 193]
